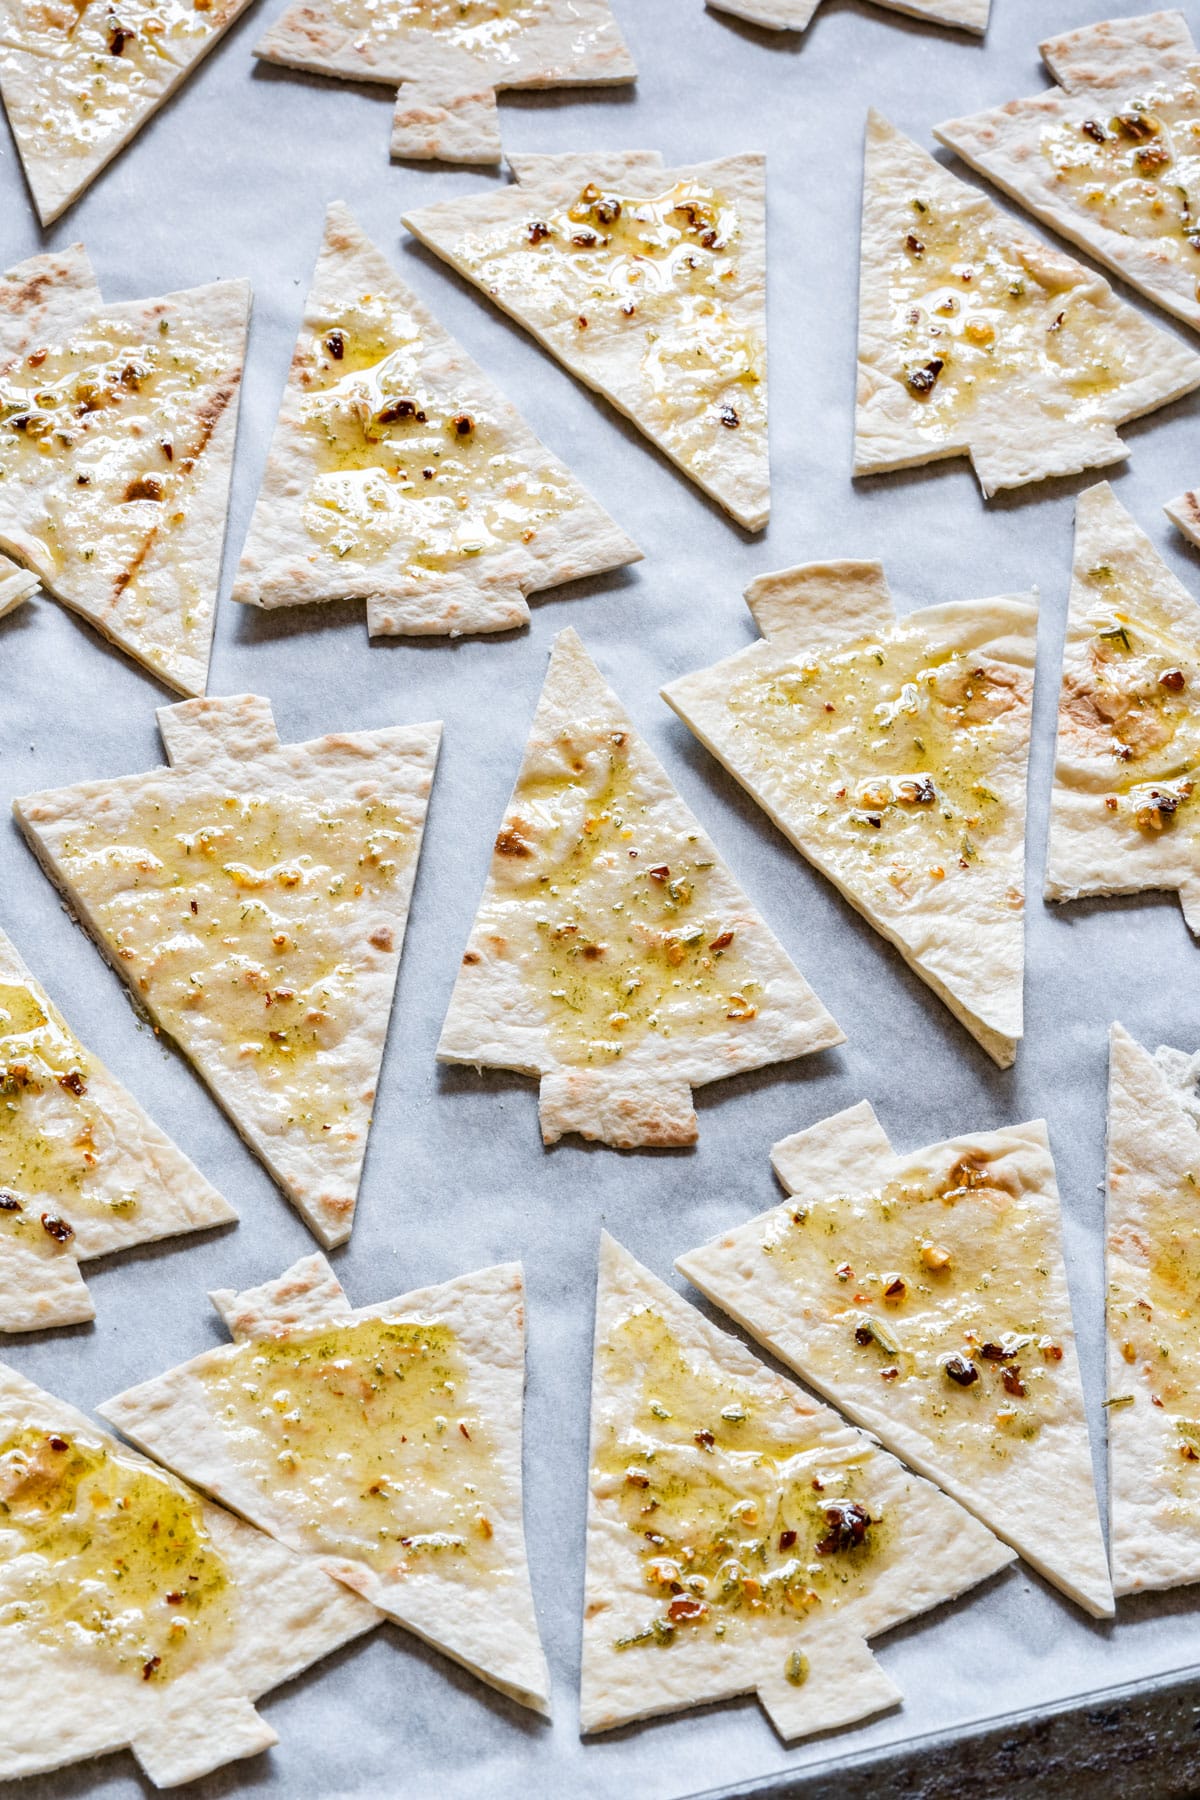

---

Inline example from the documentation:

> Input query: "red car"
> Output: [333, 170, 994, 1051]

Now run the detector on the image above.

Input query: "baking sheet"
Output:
[2, 0, 1200, 1795]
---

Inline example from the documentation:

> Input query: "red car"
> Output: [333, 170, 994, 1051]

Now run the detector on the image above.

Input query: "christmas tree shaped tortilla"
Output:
[101, 1252, 550, 1714]
[1167, 486, 1200, 546]
[403, 151, 769, 530]
[0, 926, 234, 1333]
[708, 0, 987, 34]
[0, 1361, 375, 1787]
[663, 560, 1036, 1067]
[0, 244, 250, 695]
[1046, 483, 1200, 930]
[0, 0, 258, 225]
[856, 112, 1200, 494]
[936, 13, 1200, 333]
[14, 693, 440, 1246]
[0, 554, 36, 620]
[1106, 1022, 1200, 1595]
[437, 628, 842, 1149]
[256, 0, 635, 166]
[582, 1235, 1013, 1739]
[233, 204, 639, 638]
[1109, 1023, 1200, 1591]
[676, 1105, 1114, 1617]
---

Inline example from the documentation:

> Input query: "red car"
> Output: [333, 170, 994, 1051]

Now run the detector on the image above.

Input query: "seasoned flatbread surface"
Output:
[233, 202, 639, 637]
[937, 13, 1200, 332]
[0, 246, 250, 695]
[857, 112, 1200, 494]
[14, 694, 440, 1246]
[663, 560, 1036, 1066]
[0, 1361, 375, 1787]
[1107, 1022, 1200, 1595]
[403, 151, 770, 529]
[256, 0, 635, 164]
[101, 1253, 550, 1713]
[677, 1104, 1114, 1617]
[1046, 482, 1200, 931]
[0, 0, 259, 223]
[582, 1235, 1012, 1737]
[0, 925, 234, 1333]
[437, 628, 843, 1147]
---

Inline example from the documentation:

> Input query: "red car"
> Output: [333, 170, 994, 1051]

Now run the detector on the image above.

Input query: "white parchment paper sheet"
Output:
[2, 1, 1200, 1794]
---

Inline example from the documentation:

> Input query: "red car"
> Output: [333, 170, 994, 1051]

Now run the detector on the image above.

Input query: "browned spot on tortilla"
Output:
[462, 950, 480, 965]
[123, 474, 163, 502]
[495, 821, 534, 858]
[368, 926, 394, 952]
[107, 366, 240, 612]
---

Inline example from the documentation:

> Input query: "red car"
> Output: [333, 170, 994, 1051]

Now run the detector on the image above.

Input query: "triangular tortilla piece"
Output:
[233, 203, 639, 638]
[0, 925, 235, 1333]
[0, 271, 250, 696]
[936, 13, 1200, 332]
[708, 0, 987, 31]
[0, 0, 258, 225]
[582, 1235, 1012, 1739]
[1166, 487, 1200, 547]
[1106, 1022, 1200, 1595]
[1045, 482, 1200, 932]
[0, 554, 36, 620]
[676, 1105, 1114, 1617]
[101, 1252, 550, 1715]
[0, 1360, 376, 1787]
[663, 561, 1036, 1067]
[437, 628, 842, 1148]
[855, 112, 1200, 495]
[256, 0, 635, 165]
[403, 152, 769, 529]
[14, 694, 441, 1246]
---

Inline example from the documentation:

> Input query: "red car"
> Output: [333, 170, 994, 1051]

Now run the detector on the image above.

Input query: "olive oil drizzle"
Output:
[499, 727, 758, 1064]
[762, 1157, 1068, 1463]
[199, 1315, 509, 1581]
[0, 1426, 232, 1682]
[598, 1308, 886, 1655]
[54, 786, 413, 1142]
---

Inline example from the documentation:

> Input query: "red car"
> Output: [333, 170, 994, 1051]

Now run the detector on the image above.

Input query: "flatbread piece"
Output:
[856, 111, 1200, 494]
[101, 1251, 550, 1714]
[0, 1360, 375, 1787]
[937, 12, 1200, 332]
[0, 925, 234, 1333]
[14, 693, 440, 1246]
[1045, 481, 1200, 931]
[403, 151, 770, 529]
[1107, 1021, 1200, 1594]
[677, 1103, 1114, 1617]
[708, 0, 987, 33]
[663, 560, 1036, 1066]
[582, 1234, 1013, 1738]
[0, 553, 36, 620]
[0, 0, 259, 225]
[437, 627, 843, 1148]
[0, 245, 250, 695]
[256, 0, 635, 165]
[233, 202, 639, 637]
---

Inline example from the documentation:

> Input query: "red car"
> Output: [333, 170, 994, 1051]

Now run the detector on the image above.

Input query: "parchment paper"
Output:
[2, 2, 1200, 1795]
